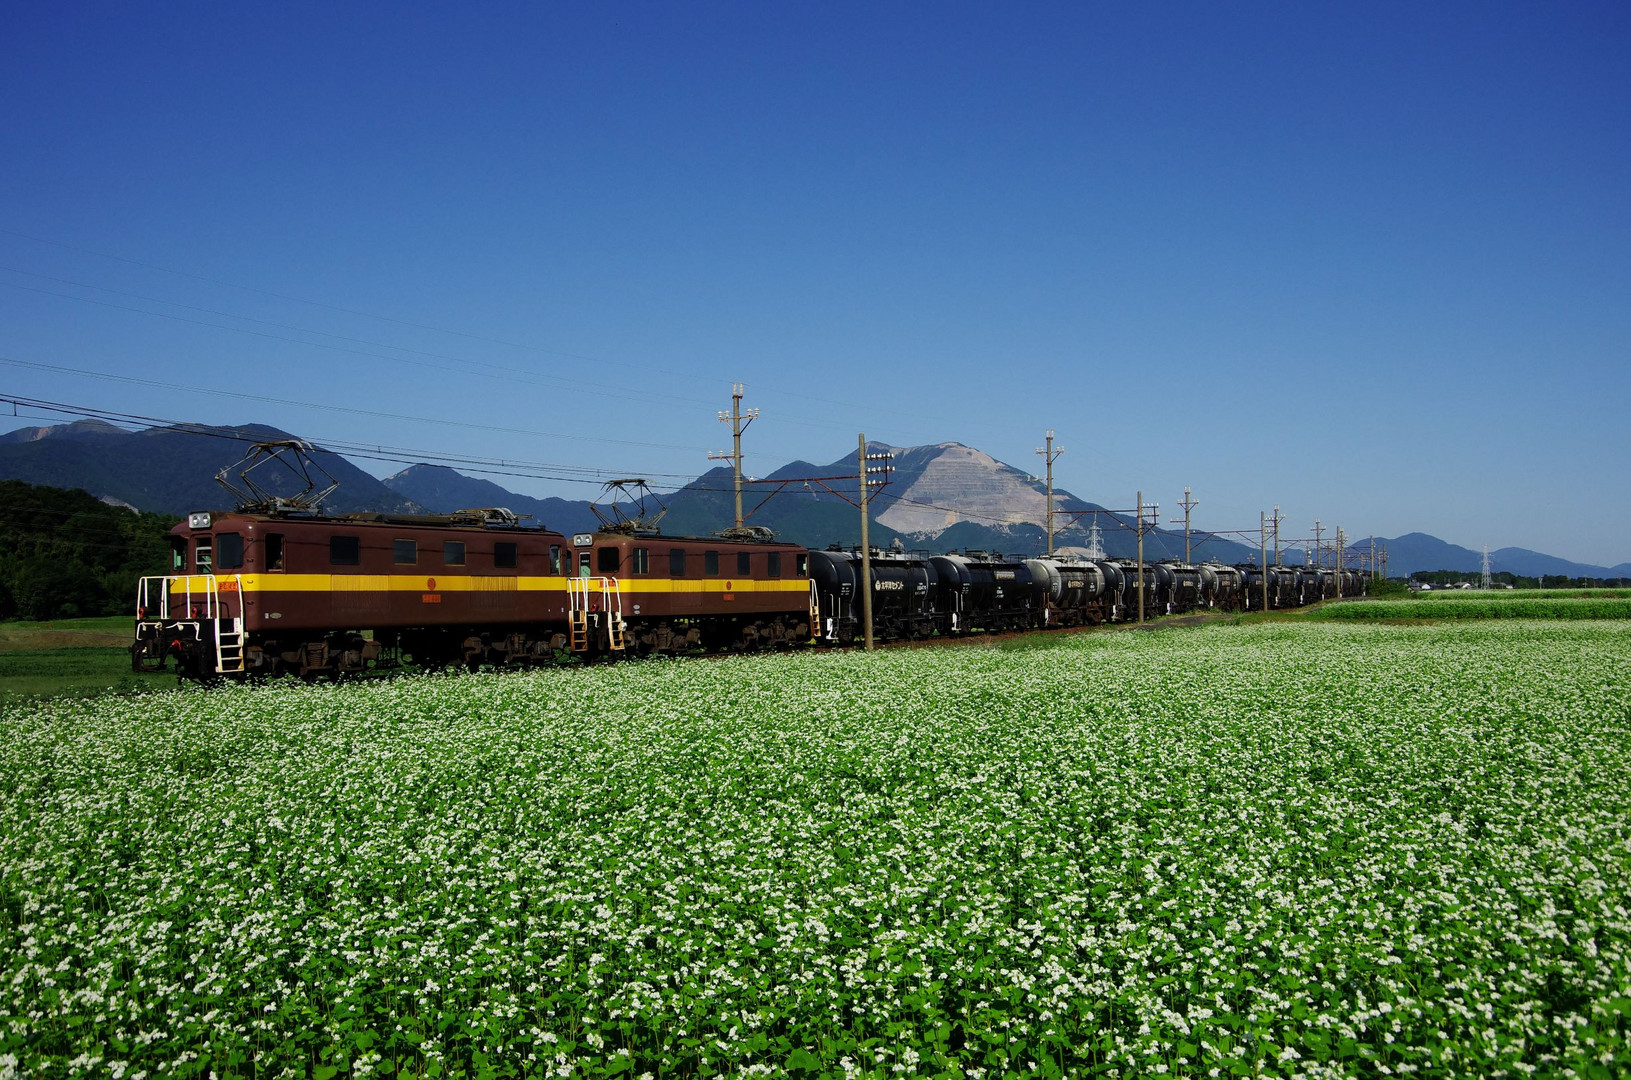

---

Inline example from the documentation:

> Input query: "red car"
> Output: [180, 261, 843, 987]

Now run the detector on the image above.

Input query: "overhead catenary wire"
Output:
[0, 279, 725, 413]
[3, 390, 1283, 556]
[0, 396, 703, 486]
[0, 357, 711, 455]
[6, 393, 1144, 531]
[0, 228, 962, 440]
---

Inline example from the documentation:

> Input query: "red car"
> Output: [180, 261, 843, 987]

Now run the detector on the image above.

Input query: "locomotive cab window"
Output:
[737, 552, 751, 575]
[216, 533, 244, 570]
[444, 540, 465, 566]
[705, 550, 719, 576]
[494, 542, 518, 569]
[796, 553, 808, 577]
[170, 538, 186, 571]
[631, 547, 649, 574]
[597, 547, 619, 573]
[549, 544, 562, 574]
[669, 548, 686, 576]
[194, 540, 213, 573]
[767, 552, 782, 578]
[394, 539, 417, 565]
[265, 533, 285, 570]
[330, 535, 360, 567]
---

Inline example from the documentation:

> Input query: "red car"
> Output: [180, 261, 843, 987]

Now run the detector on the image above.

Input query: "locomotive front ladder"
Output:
[135, 573, 246, 674]
[603, 577, 627, 651]
[214, 582, 246, 674]
[566, 576, 627, 654]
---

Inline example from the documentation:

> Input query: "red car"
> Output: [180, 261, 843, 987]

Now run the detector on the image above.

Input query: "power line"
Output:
[0, 277, 725, 412]
[0, 396, 704, 487]
[0, 356, 710, 454]
[1, 383, 1355, 557]
[5, 389, 1186, 533]
[1, 228, 966, 440]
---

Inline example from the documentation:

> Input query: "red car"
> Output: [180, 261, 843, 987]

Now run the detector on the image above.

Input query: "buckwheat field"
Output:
[3, 620, 1628, 1079]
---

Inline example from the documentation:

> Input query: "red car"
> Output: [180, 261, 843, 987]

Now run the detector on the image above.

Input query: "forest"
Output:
[0, 481, 177, 620]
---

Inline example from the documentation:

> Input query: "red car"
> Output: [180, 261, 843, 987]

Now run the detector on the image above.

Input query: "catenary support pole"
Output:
[1137, 491, 1145, 624]
[1261, 511, 1270, 612]
[709, 383, 758, 530]
[1036, 430, 1063, 556]
[859, 433, 873, 651]
[1179, 486, 1198, 563]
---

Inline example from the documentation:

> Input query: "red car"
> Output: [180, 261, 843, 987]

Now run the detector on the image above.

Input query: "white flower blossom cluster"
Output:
[1, 620, 1628, 1078]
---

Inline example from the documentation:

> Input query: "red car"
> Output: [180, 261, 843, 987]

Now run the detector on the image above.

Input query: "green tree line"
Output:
[0, 481, 178, 620]
[1408, 568, 1631, 589]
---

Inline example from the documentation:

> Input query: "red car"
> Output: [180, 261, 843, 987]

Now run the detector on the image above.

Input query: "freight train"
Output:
[132, 443, 1366, 679]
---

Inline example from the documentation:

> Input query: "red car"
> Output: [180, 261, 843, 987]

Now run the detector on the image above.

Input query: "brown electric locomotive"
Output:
[133, 442, 814, 678]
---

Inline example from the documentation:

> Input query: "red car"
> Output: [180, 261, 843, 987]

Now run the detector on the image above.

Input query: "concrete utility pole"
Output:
[1312, 519, 1325, 569]
[1178, 487, 1198, 563]
[1135, 493, 1157, 623]
[856, 434, 894, 650]
[1272, 504, 1284, 566]
[859, 433, 873, 651]
[1335, 527, 1345, 592]
[1136, 492, 1144, 623]
[1260, 511, 1270, 612]
[1036, 430, 1064, 556]
[709, 383, 758, 530]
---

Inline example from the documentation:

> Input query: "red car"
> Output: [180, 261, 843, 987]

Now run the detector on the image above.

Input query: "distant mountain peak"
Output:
[0, 419, 421, 515]
[0, 418, 129, 443]
[875, 441, 1049, 536]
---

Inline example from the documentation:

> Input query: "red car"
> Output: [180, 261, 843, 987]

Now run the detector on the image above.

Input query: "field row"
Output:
[1310, 596, 1631, 620]
[1408, 589, 1631, 601]
[3, 620, 1629, 1077]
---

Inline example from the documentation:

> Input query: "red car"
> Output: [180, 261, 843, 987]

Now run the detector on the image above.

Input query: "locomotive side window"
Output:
[631, 547, 649, 574]
[737, 552, 751, 575]
[330, 535, 360, 566]
[705, 550, 719, 576]
[195, 539, 213, 573]
[216, 533, 244, 570]
[597, 547, 620, 573]
[796, 553, 808, 577]
[444, 541, 466, 566]
[494, 542, 518, 569]
[549, 545, 562, 574]
[170, 538, 186, 570]
[669, 548, 686, 576]
[768, 552, 782, 578]
[394, 539, 417, 565]
[265, 533, 285, 570]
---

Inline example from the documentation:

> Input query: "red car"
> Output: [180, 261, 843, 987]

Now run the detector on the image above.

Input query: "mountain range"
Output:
[4, 419, 1627, 578]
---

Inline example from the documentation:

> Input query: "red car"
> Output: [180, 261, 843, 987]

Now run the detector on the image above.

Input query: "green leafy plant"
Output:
[3, 621, 1629, 1077]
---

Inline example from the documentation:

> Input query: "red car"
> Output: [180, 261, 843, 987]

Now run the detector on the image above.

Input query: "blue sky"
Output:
[3, 2, 1627, 564]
